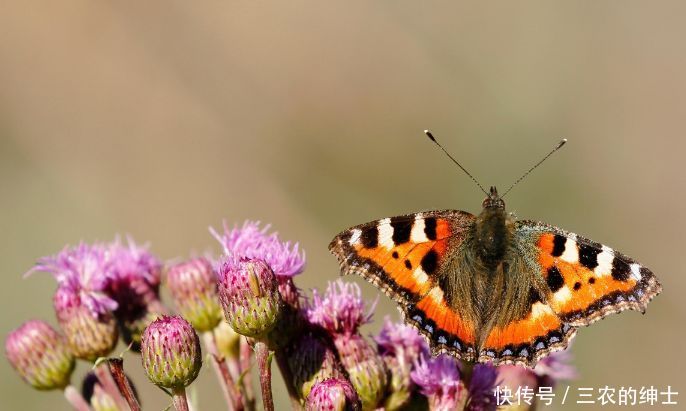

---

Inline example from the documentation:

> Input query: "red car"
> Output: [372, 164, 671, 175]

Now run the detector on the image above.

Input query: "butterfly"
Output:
[329, 132, 662, 367]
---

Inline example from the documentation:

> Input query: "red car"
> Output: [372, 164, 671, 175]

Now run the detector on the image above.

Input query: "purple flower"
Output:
[306, 378, 361, 411]
[217, 256, 282, 338]
[5, 320, 75, 390]
[375, 316, 429, 360]
[211, 220, 305, 277]
[104, 237, 162, 316]
[166, 257, 222, 332]
[141, 316, 202, 390]
[534, 348, 578, 387]
[306, 280, 376, 336]
[411, 354, 465, 411]
[466, 364, 498, 411]
[27, 243, 117, 317]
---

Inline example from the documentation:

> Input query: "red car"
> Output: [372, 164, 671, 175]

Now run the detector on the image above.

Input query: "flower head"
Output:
[411, 354, 465, 411]
[533, 348, 578, 387]
[5, 320, 75, 390]
[217, 257, 282, 338]
[53, 284, 119, 361]
[375, 316, 429, 360]
[104, 237, 162, 319]
[334, 334, 387, 410]
[306, 280, 375, 336]
[27, 243, 117, 317]
[141, 316, 202, 390]
[166, 257, 222, 332]
[306, 378, 362, 411]
[211, 220, 305, 277]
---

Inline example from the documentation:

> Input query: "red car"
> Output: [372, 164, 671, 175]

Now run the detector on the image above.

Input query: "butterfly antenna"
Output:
[424, 130, 489, 196]
[501, 138, 568, 198]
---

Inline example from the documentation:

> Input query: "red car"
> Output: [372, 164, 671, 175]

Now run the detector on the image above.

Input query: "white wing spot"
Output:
[560, 235, 579, 264]
[594, 246, 615, 277]
[554, 287, 573, 305]
[378, 218, 395, 249]
[630, 263, 642, 281]
[411, 214, 429, 243]
[349, 229, 361, 245]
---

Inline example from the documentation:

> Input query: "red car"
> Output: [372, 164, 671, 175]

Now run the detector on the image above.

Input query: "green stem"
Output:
[107, 358, 141, 411]
[203, 331, 244, 410]
[172, 387, 190, 411]
[255, 341, 274, 411]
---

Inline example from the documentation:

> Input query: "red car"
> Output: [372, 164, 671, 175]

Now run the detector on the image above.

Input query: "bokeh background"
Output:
[1, 2, 684, 410]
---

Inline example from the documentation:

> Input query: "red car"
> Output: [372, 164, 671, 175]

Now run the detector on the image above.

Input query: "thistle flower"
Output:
[465, 364, 498, 411]
[374, 317, 429, 410]
[217, 257, 282, 338]
[27, 243, 117, 317]
[411, 354, 466, 411]
[307, 280, 375, 336]
[306, 378, 362, 411]
[166, 257, 222, 332]
[141, 316, 202, 390]
[533, 348, 578, 387]
[53, 284, 119, 361]
[334, 334, 388, 410]
[211, 220, 305, 277]
[5, 320, 75, 390]
[105, 238, 163, 318]
[287, 332, 347, 400]
[307, 280, 386, 410]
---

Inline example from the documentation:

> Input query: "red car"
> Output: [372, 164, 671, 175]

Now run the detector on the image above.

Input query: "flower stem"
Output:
[94, 362, 130, 411]
[172, 387, 190, 411]
[63, 385, 91, 411]
[254, 341, 274, 411]
[203, 331, 244, 410]
[240, 337, 256, 410]
[107, 358, 142, 411]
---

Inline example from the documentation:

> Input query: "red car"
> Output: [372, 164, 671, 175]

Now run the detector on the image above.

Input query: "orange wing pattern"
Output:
[329, 210, 477, 360]
[528, 222, 662, 326]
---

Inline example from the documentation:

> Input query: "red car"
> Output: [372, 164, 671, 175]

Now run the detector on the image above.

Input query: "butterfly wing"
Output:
[329, 210, 479, 360]
[519, 220, 662, 326]
[479, 220, 662, 366]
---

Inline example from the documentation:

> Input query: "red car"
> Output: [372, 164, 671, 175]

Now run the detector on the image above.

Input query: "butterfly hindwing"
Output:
[519, 220, 662, 326]
[329, 210, 478, 360]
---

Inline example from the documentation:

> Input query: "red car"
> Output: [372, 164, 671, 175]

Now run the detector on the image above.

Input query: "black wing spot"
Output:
[546, 266, 565, 293]
[578, 244, 600, 270]
[588, 277, 596, 284]
[404, 260, 412, 269]
[552, 235, 566, 257]
[573, 282, 582, 291]
[360, 226, 379, 248]
[392, 251, 399, 259]
[420, 250, 438, 275]
[611, 259, 631, 281]
[424, 217, 437, 241]
[528, 288, 542, 305]
[390, 217, 412, 245]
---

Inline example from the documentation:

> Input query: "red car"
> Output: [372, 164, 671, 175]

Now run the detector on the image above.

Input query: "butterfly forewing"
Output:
[329, 210, 479, 360]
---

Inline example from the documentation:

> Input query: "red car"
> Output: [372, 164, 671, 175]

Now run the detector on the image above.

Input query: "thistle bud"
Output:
[306, 378, 361, 411]
[5, 320, 75, 390]
[287, 333, 347, 400]
[54, 286, 118, 361]
[166, 258, 222, 332]
[217, 257, 282, 338]
[334, 334, 388, 410]
[141, 316, 201, 389]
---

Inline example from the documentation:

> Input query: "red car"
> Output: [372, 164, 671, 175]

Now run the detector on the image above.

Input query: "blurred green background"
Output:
[1, 2, 684, 410]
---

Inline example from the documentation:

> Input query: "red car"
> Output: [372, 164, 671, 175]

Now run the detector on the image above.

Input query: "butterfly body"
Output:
[329, 186, 661, 366]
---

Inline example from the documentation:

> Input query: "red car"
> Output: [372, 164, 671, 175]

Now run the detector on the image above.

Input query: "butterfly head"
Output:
[482, 186, 505, 210]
